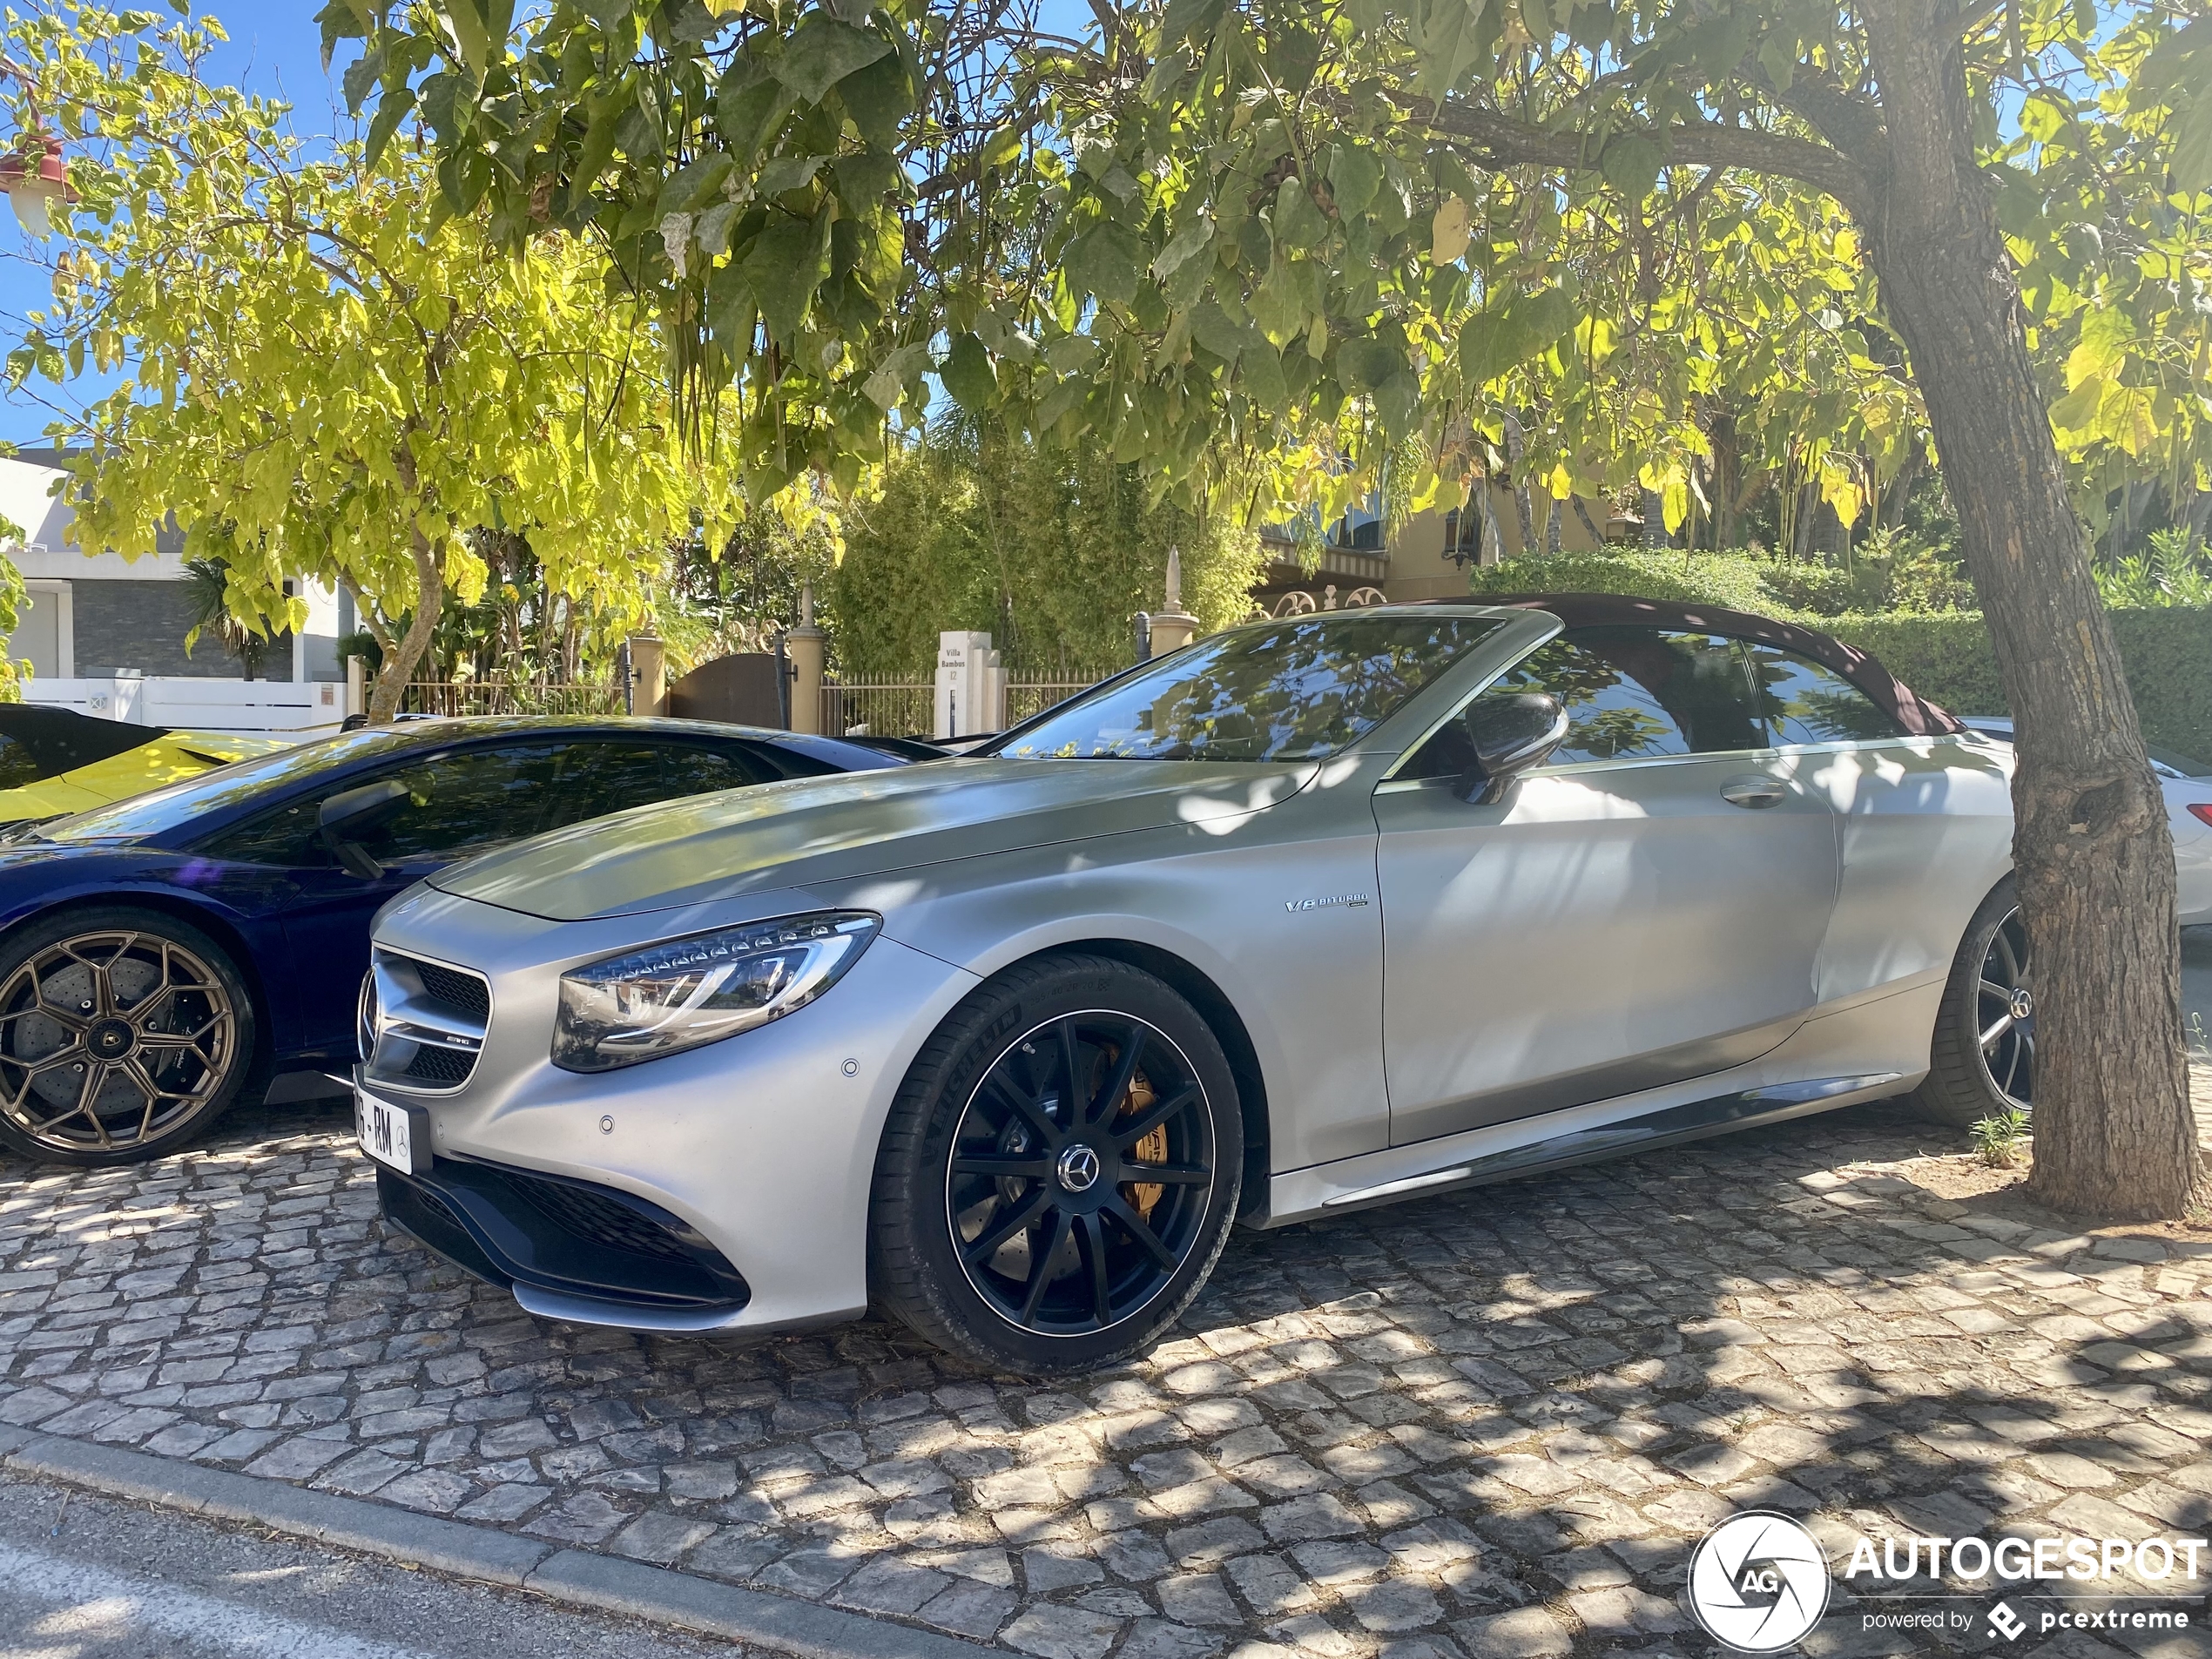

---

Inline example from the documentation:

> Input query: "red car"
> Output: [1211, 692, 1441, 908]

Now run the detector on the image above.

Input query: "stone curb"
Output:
[0, 1425, 996, 1659]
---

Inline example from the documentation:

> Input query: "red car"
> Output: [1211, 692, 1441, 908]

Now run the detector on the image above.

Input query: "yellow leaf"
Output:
[1431, 196, 1472, 267]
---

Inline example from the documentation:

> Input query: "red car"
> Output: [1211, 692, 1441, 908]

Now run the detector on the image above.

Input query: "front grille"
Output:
[405, 1045, 476, 1085]
[366, 951, 490, 1092]
[413, 961, 490, 1023]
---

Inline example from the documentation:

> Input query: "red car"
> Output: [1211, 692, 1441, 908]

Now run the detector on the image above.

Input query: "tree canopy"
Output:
[3, 3, 789, 718]
[321, 0, 2206, 547]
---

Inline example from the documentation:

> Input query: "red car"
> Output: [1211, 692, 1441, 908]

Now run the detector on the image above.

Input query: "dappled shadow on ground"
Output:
[3, 1095, 2210, 1658]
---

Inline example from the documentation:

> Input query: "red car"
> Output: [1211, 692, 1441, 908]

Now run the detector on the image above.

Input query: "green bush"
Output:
[1464, 553, 2212, 766]
[1464, 551, 1780, 614]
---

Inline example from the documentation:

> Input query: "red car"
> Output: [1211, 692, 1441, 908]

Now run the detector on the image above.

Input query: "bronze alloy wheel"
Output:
[0, 928, 241, 1156]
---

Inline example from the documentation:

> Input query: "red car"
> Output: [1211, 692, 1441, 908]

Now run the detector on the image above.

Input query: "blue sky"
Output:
[0, 2, 351, 446]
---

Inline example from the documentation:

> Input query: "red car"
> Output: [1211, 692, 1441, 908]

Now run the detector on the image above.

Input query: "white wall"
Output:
[24, 676, 341, 737]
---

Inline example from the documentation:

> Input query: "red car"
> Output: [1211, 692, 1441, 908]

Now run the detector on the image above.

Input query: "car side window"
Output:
[198, 739, 772, 869]
[1406, 626, 1764, 779]
[1740, 643, 1908, 745]
[539, 741, 765, 831]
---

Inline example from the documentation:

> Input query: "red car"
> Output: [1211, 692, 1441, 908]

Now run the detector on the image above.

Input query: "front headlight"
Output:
[552, 911, 880, 1074]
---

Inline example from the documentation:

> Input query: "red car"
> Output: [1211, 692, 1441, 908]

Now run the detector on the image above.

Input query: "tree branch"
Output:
[1405, 94, 1875, 220]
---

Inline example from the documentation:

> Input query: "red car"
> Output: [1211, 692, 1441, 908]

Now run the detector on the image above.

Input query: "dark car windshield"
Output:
[29, 728, 424, 843]
[994, 612, 1502, 762]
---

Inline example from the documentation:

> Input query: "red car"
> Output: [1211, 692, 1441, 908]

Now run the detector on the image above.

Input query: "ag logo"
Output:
[1688, 1512, 1831, 1652]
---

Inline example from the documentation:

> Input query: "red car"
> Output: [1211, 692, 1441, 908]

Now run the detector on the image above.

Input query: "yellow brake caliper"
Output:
[1118, 1072, 1166, 1219]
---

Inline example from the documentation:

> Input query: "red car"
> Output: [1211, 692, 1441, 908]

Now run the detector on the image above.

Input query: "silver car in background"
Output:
[354, 598, 2019, 1375]
[1956, 716, 2212, 927]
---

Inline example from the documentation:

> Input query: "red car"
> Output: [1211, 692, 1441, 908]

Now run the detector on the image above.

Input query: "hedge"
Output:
[1465, 554, 2212, 766]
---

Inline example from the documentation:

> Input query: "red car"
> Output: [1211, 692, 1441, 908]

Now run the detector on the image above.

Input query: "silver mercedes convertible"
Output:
[354, 597, 2020, 1374]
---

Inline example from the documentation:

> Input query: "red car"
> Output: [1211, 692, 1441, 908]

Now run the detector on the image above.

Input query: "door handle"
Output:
[1721, 779, 1787, 809]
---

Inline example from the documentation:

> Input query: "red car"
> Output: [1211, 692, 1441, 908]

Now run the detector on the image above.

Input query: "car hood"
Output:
[429, 756, 1316, 921]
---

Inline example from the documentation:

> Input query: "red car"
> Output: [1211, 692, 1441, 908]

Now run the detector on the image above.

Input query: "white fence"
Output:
[24, 675, 346, 738]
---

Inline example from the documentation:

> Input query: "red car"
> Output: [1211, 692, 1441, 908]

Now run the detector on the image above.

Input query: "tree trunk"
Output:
[367, 528, 446, 725]
[1879, 443, 1925, 531]
[1477, 479, 1504, 566]
[1858, 0, 2198, 1219]
[1570, 494, 1602, 548]
[1543, 498, 1561, 555]
[1708, 410, 1742, 551]
[1502, 412, 1535, 556]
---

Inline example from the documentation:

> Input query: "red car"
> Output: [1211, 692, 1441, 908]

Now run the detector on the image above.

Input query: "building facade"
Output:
[0, 448, 353, 733]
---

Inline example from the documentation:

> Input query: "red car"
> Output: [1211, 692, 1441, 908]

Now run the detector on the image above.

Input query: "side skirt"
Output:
[1258, 1073, 1903, 1227]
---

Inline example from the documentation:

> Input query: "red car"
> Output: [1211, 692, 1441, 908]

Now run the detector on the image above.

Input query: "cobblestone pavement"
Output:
[3, 1093, 2212, 1659]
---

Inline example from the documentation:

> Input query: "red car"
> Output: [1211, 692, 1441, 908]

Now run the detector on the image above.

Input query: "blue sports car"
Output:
[0, 716, 904, 1166]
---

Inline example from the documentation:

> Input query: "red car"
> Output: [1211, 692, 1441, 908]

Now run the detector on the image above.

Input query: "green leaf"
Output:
[744, 209, 833, 346]
[754, 153, 826, 198]
[1518, 287, 1577, 349]
[833, 150, 902, 211]
[315, 0, 372, 70]
[1374, 369, 1420, 441]
[363, 84, 417, 171]
[1240, 343, 1288, 409]
[1190, 300, 1252, 363]
[341, 46, 385, 115]
[1151, 213, 1215, 281]
[1159, 0, 1230, 49]
[1417, 0, 1488, 99]
[863, 341, 930, 411]
[1599, 134, 1664, 201]
[2169, 84, 2212, 192]
[575, 95, 621, 186]
[1336, 337, 1400, 392]
[837, 51, 917, 149]
[717, 64, 795, 158]
[941, 332, 998, 411]
[1066, 219, 1145, 307]
[660, 155, 734, 214]
[442, 0, 511, 81]
[773, 17, 894, 105]
[1326, 145, 1383, 219]
[1036, 375, 1087, 433]
[1250, 255, 1308, 346]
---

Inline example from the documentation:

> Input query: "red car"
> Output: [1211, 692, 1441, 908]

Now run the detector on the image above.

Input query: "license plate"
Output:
[357, 1090, 431, 1175]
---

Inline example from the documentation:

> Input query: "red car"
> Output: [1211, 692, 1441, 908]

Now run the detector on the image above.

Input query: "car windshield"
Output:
[2148, 743, 2211, 779]
[27, 729, 423, 843]
[994, 612, 1502, 762]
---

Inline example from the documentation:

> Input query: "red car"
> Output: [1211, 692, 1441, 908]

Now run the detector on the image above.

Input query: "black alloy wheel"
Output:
[947, 1010, 1215, 1336]
[1973, 906, 2034, 1111]
[1915, 877, 2034, 1127]
[0, 907, 256, 1165]
[871, 954, 1243, 1375]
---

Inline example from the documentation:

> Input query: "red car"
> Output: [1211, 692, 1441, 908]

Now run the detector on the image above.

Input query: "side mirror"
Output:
[1457, 693, 1568, 804]
[319, 779, 409, 879]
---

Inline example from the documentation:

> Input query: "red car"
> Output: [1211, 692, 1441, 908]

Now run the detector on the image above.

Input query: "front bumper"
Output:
[363, 884, 985, 1336]
[374, 1155, 752, 1328]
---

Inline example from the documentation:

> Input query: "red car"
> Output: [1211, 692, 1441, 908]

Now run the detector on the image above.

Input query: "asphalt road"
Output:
[2187, 927, 2211, 1054]
[0, 1474, 748, 1659]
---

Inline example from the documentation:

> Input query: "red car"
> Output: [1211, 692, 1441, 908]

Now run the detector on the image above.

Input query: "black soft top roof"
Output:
[1459, 592, 1964, 738]
[0, 702, 172, 778]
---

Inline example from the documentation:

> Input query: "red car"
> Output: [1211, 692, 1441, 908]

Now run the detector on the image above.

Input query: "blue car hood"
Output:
[428, 755, 1314, 921]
